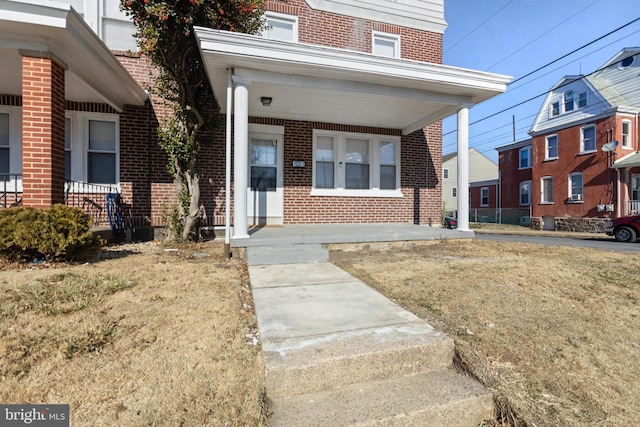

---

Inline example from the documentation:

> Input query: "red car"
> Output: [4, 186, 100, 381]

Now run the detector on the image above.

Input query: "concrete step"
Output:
[246, 243, 328, 265]
[269, 369, 494, 427]
[263, 323, 455, 399]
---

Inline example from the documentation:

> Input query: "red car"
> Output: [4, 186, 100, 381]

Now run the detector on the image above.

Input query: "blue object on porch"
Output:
[106, 193, 124, 236]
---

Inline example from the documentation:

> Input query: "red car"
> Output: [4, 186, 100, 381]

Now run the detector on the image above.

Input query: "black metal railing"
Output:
[64, 180, 120, 227]
[0, 174, 22, 208]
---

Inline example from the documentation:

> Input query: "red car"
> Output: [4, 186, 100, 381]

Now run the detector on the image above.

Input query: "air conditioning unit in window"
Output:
[570, 194, 582, 201]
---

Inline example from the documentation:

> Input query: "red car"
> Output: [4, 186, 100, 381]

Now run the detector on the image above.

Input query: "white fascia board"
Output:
[195, 28, 511, 98]
[0, 0, 70, 28]
[495, 139, 531, 152]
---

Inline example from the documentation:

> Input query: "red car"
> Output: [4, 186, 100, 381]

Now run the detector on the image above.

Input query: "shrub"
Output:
[0, 205, 103, 261]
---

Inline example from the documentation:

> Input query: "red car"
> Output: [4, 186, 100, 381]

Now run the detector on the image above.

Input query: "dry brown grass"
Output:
[0, 242, 267, 426]
[330, 239, 640, 427]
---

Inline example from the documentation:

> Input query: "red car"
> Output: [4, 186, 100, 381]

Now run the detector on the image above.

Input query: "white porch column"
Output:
[456, 106, 470, 231]
[233, 76, 251, 239]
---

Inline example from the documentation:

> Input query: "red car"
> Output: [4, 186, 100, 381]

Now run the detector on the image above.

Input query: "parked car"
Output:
[605, 215, 640, 242]
[444, 216, 457, 229]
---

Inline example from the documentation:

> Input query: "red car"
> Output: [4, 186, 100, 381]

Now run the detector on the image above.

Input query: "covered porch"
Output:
[612, 152, 640, 216]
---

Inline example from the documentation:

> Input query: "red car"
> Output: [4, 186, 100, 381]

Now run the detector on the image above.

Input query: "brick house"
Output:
[498, 48, 640, 232]
[0, 0, 510, 239]
[495, 138, 533, 225]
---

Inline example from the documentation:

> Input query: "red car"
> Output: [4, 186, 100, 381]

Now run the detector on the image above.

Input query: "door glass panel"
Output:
[346, 138, 369, 189]
[633, 175, 640, 200]
[250, 138, 277, 191]
[316, 136, 334, 188]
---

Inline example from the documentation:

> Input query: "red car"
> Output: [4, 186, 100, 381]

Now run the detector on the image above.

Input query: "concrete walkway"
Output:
[245, 228, 493, 426]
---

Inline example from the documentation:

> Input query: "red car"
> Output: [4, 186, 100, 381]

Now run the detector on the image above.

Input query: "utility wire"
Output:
[444, 0, 514, 54]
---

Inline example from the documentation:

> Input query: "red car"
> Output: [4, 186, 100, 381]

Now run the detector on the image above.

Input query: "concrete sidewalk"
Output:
[248, 256, 494, 426]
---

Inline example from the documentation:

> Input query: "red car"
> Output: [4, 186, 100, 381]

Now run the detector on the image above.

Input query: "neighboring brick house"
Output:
[498, 48, 639, 232]
[0, 0, 510, 238]
[495, 138, 533, 224]
[441, 148, 498, 218]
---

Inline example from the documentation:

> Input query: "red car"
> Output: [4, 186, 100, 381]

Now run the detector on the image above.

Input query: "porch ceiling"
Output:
[195, 28, 511, 135]
[612, 152, 640, 169]
[0, 0, 147, 111]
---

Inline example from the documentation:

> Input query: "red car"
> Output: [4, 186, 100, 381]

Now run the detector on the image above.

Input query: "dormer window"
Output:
[373, 31, 400, 58]
[620, 55, 635, 69]
[550, 101, 560, 117]
[577, 92, 587, 108]
[564, 90, 574, 112]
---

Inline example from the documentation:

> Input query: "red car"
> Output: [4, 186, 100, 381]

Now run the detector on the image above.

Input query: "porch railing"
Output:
[627, 200, 640, 215]
[0, 174, 22, 208]
[64, 180, 120, 227]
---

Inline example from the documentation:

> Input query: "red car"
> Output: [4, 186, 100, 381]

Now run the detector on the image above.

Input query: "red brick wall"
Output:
[531, 116, 615, 219]
[266, 0, 442, 63]
[470, 184, 497, 209]
[21, 56, 66, 207]
[498, 146, 532, 209]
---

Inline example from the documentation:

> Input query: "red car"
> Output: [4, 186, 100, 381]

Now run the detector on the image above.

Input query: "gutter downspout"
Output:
[225, 69, 232, 258]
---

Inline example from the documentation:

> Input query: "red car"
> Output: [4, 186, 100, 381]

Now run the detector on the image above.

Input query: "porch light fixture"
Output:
[260, 97, 272, 106]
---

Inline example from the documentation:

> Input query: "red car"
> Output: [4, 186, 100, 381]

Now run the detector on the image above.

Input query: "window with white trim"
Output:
[580, 124, 596, 153]
[519, 146, 531, 169]
[373, 31, 400, 58]
[262, 12, 298, 42]
[569, 172, 583, 202]
[0, 113, 9, 174]
[519, 181, 531, 206]
[443, 168, 449, 179]
[480, 187, 489, 206]
[622, 120, 632, 148]
[312, 130, 401, 196]
[632, 174, 640, 201]
[550, 101, 560, 117]
[564, 90, 574, 112]
[66, 112, 119, 186]
[541, 176, 554, 203]
[545, 134, 558, 160]
[577, 91, 587, 108]
[452, 187, 457, 198]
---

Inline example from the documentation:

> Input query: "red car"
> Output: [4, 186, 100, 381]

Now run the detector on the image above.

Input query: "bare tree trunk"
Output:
[181, 171, 203, 241]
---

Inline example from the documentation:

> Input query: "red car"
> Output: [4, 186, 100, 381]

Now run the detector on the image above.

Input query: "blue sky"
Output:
[442, 0, 640, 162]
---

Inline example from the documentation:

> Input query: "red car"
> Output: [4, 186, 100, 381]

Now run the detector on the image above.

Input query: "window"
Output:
[443, 168, 449, 179]
[250, 138, 278, 191]
[550, 101, 560, 117]
[569, 173, 583, 201]
[541, 176, 554, 203]
[519, 146, 531, 169]
[577, 92, 587, 108]
[622, 120, 632, 148]
[563, 90, 574, 112]
[262, 12, 298, 42]
[545, 135, 558, 160]
[0, 113, 9, 174]
[633, 174, 640, 201]
[581, 125, 596, 153]
[480, 187, 489, 206]
[519, 181, 531, 206]
[312, 131, 401, 196]
[88, 119, 117, 184]
[373, 31, 400, 58]
[452, 187, 457, 198]
[620, 55, 635, 69]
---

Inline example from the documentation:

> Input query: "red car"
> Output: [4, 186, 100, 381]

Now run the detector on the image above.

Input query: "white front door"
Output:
[247, 132, 283, 225]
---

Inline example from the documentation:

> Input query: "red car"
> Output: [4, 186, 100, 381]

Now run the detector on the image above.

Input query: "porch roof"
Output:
[612, 152, 640, 169]
[194, 28, 511, 135]
[0, 0, 148, 111]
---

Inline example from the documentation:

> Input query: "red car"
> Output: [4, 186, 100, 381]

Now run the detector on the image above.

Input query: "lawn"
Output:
[330, 239, 640, 427]
[0, 242, 267, 426]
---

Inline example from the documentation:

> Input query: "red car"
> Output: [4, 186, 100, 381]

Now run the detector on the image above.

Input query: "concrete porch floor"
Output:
[231, 223, 474, 248]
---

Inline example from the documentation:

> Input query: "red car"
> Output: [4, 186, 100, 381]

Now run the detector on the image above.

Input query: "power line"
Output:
[444, 0, 514, 54]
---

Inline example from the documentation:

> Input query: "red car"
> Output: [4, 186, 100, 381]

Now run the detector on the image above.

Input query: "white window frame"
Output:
[262, 11, 298, 42]
[541, 176, 554, 204]
[519, 180, 532, 206]
[311, 130, 402, 197]
[519, 146, 531, 169]
[563, 90, 574, 113]
[443, 168, 449, 179]
[550, 100, 560, 118]
[452, 187, 457, 198]
[568, 172, 583, 202]
[65, 111, 120, 191]
[545, 134, 558, 160]
[480, 187, 489, 206]
[622, 119, 632, 149]
[372, 31, 400, 58]
[0, 106, 22, 176]
[577, 91, 587, 108]
[580, 124, 597, 154]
